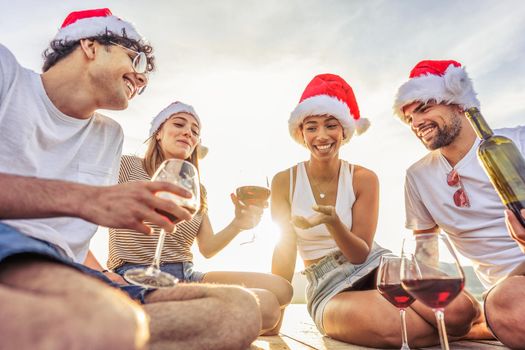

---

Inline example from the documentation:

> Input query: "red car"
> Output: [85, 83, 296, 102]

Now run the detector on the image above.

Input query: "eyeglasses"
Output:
[447, 169, 470, 208]
[109, 41, 148, 95]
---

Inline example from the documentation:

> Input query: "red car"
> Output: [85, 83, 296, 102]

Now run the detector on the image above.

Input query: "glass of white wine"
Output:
[124, 159, 200, 288]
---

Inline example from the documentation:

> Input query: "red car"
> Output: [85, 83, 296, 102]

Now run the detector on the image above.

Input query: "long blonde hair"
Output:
[144, 124, 207, 213]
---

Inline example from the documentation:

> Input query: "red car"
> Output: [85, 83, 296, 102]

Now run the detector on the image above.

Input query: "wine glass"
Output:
[377, 256, 415, 350]
[400, 233, 465, 350]
[236, 183, 271, 245]
[124, 159, 200, 288]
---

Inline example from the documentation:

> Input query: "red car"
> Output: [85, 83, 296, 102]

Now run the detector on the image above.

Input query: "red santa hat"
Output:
[289, 73, 370, 146]
[53, 8, 144, 43]
[393, 60, 480, 120]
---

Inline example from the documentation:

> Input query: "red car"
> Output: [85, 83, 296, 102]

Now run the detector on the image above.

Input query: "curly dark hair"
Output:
[42, 31, 155, 73]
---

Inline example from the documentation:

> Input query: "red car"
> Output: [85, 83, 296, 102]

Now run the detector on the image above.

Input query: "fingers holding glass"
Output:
[236, 185, 270, 245]
[124, 159, 200, 288]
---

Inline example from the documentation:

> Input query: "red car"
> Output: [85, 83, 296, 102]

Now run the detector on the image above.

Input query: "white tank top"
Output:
[290, 160, 355, 260]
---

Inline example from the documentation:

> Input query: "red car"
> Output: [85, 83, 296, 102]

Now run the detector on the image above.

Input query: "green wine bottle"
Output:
[465, 107, 525, 228]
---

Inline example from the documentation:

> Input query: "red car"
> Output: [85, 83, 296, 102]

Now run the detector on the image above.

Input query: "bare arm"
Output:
[0, 173, 192, 234]
[329, 166, 379, 264]
[271, 170, 297, 282]
[196, 194, 264, 258]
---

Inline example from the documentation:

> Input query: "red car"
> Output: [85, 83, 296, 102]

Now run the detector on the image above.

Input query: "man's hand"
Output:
[81, 181, 193, 235]
[230, 193, 264, 230]
[291, 204, 338, 229]
[505, 209, 525, 253]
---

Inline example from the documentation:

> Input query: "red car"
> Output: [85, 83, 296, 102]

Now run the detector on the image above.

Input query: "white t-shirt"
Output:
[0, 44, 123, 263]
[405, 126, 525, 288]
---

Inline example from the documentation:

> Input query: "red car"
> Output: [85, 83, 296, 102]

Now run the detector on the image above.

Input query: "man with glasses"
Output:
[393, 59, 525, 348]
[0, 8, 260, 350]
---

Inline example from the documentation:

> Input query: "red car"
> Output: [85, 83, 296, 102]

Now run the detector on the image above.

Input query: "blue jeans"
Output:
[0, 222, 152, 303]
[115, 261, 204, 283]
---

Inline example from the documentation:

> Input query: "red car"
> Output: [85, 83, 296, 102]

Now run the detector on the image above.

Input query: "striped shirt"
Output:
[107, 155, 206, 270]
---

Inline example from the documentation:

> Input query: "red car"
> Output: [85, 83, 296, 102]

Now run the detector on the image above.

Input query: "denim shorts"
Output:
[0, 222, 152, 304]
[304, 243, 393, 334]
[115, 261, 204, 283]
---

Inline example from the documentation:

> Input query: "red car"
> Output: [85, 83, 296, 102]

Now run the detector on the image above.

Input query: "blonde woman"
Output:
[108, 101, 292, 335]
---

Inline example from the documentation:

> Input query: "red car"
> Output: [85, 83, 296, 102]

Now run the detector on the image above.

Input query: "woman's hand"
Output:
[291, 204, 339, 229]
[230, 193, 264, 231]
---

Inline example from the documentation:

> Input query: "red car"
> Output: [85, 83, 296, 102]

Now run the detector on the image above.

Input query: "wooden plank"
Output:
[250, 335, 316, 349]
[422, 340, 508, 349]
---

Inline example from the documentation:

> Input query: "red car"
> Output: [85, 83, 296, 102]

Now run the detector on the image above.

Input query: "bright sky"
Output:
[2, 0, 525, 273]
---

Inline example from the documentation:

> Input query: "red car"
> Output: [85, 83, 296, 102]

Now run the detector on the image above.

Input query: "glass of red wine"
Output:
[401, 233, 465, 350]
[124, 159, 200, 288]
[236, 184, 270, 245]
[377, 255, 414, 350]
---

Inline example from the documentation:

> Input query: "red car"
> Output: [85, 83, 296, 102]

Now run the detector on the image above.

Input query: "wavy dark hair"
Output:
[42, 31, 155, 73]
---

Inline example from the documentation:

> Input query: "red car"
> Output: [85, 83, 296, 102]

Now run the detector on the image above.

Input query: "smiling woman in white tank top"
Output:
[271, 74, 466, 348]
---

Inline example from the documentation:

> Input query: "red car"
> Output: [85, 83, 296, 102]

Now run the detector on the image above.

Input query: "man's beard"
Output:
[423, 113, 462, 150]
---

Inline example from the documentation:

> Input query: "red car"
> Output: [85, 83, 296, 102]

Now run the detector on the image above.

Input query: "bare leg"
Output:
[323, 290, 438, 347]
[485, 275, 525, 349]
[203, 271, 293, 334]
[462, 310, 495, 340]
[0, 256, 148, 350]
[323, 289, 480, 348]
[409, 289, 481, 338]
[144, 283, 261, 350]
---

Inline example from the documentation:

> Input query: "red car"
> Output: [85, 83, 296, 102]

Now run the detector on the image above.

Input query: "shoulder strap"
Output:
[289, 164, 301, 204]
[289, 166, 294, 204]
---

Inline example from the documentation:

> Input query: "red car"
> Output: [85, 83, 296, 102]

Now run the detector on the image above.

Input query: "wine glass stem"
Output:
[251, 216, 257, 241]
[399, 308, 410, 350]
[151, 228, 167, 271]
[434, 309, 450, 350]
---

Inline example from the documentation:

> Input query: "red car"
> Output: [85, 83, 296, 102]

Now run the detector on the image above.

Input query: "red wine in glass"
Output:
[236, 185, 270, 207]
[401, 233, 466, 350]
[377, 283, 415, 309]
[236, 185, 270, 245]
[377, 256, 412, 350]
[401, 277, 464, 309]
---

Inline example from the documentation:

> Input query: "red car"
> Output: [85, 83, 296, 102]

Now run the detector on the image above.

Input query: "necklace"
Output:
[307, 162, 339, 199]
